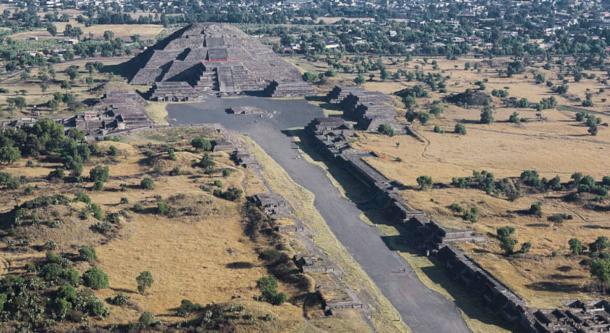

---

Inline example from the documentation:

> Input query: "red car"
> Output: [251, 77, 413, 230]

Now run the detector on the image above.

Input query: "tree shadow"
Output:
[526, 281, 583, 293]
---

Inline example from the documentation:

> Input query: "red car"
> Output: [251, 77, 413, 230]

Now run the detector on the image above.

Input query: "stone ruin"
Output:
[533, 300, 610, 333]
[226, 106, 265, 116]
[305, 116, 610, 333]
[250, 193, 290, 218]
[1, 92, 153, 138]
[122, 23, 314, 100]
[326, 85, 399, 132]
[62, 91, 153, 137]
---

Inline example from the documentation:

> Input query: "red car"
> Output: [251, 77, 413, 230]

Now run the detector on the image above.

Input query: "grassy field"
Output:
[10, 21, 164, 40]
[0, 128, 378, 331]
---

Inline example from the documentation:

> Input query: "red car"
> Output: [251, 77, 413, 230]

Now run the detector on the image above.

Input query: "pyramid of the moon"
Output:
[124, 23, 313, 100]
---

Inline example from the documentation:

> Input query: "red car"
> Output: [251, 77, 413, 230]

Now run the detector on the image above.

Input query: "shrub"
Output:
[139, 311, 157, 327]
[167, 148, 176, 161]
[79, 246, 97, 262]
[418, 112, 430, 124]
[191, 137, 212, 151]
[433, 125, 444, 133]
[136, 271, 153, 295]
[140, 177, 154, 190]
[454, 123, 466, 135]
[156, 201, 171, 215]
[463, 207, 478, 223]
[377, 124, 395, 136]
[83, 267, 109, 290]
[547, 213, 572, 223]
[108, 146, 118, 157]
[528, 202, 542, 217]
[257, 276, 287, 305]
[519, 242, 532, 254]
[93, 180, 104, 191]
[107, 293, 130, 306]
[497, 226, 517, 255]
[176, 299, 203, 317]
[416, 176, 432, 190]
[590, 258, 610, 289]
[568, 238, 583, 255]
[213, 186, 243, 201]
[480, 106, 494, 124]
[520, 170, 541, 187]
[48, 169, 65, 181]
[590, 236, 610, 254]
[89, 165, 109, 183]
[448, 203, 464, 213]
[198, 153, 215, 169]
[75, 191, 91, 204]
[509, 112, 521, 124]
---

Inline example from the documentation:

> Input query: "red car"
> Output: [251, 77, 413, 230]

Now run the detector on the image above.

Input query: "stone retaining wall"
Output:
[305, 117, 539, 332]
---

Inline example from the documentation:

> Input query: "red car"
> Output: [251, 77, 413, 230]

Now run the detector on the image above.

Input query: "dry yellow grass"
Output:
[145, 101, 169, 125]
[0, 128, 385, 332]
[10, 22, 164, 40]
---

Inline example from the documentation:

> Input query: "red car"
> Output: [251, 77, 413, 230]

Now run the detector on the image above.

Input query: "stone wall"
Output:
[305, 117, 542, 332]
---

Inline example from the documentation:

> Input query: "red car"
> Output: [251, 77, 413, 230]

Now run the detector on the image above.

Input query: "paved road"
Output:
[168, 97, 470, 333]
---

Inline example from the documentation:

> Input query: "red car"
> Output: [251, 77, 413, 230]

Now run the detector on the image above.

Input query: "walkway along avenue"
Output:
[167, 97, 471, 333]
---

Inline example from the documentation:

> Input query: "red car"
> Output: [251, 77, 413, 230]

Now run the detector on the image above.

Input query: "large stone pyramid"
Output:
[123, 23, 313, 100]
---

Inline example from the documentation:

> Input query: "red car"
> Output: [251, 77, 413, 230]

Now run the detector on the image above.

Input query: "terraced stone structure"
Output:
[124, 23, 313, 100]
[326, 85, 398, 132]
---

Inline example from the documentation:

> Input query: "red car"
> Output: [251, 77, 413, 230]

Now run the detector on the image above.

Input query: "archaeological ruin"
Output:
[305, 116, 610, 333]
[120, 23, 313, 100]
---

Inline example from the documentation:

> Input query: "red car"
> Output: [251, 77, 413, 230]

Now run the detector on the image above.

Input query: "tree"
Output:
[354, 74, 365, 85]
[140, 177, 154, 190]
[590, 258, 610, 291]
[66, 65, 79, 81]
[0, 146, 20, 164]
[480, 106, 494, 124]
[191, 137, 212, 151]
[198, 153, 214, 169]
[568, 238, 583, 255]
[497, 226, 517, 255]
[8, 97, 26, 110]
[136, 271, 154, 295]
[509, 112, 521, 124]
[590, 236, 610, 254]
[416, 176, 433, 190]
[90, 165, 109, 183]
[528, 202, 542, 217]
[380, 67, 388, 81]
[454, 123, 467, 135]
[83, 267, 109, 290]
[377, 124, 394, 136]
[429, 104, 443, 116]
[302, 72, 319, 83]
[139, 311, 158, 327]
[103, 30, 114, 41]
[47, 24, 57, 36]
